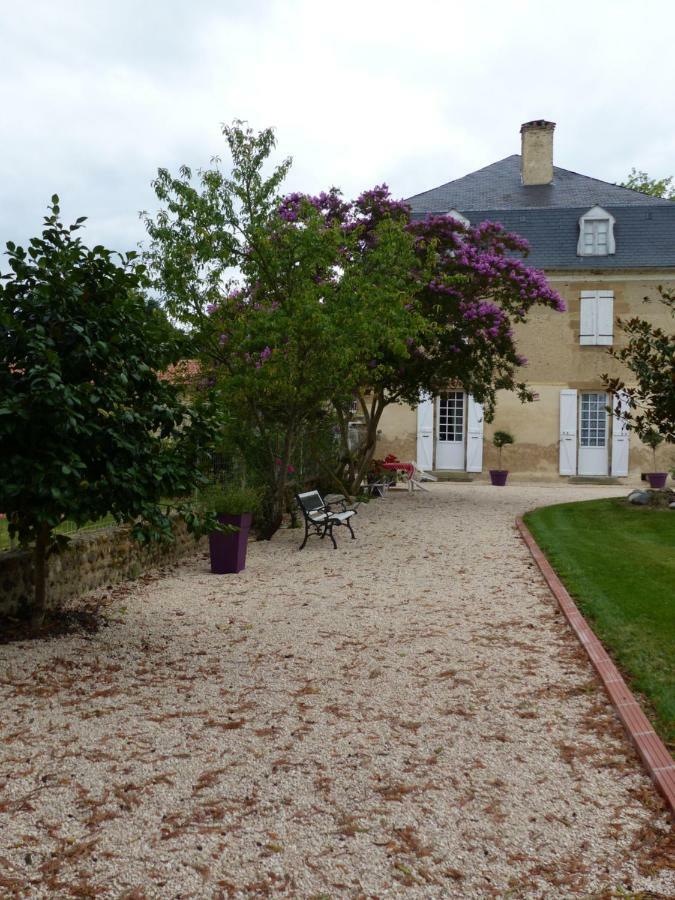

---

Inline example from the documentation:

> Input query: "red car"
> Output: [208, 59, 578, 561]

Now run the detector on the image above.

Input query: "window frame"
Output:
[577, 205, 616, 256]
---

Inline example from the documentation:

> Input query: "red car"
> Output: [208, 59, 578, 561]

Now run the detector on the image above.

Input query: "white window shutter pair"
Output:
[580, 291, 614, 345]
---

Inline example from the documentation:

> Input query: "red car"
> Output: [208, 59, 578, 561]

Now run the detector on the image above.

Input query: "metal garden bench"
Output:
[295, 490, 357, 550]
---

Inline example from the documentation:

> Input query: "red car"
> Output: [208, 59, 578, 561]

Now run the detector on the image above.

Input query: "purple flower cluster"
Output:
[411, 214, 564, 314]
[278, 184, 411, 241]
[278, 188, 350, 226]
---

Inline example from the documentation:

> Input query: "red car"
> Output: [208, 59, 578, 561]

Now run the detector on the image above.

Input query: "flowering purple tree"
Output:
[144, 126, 419, 535]
[280, 186, 564, 491]
[145, 122, 564, 527]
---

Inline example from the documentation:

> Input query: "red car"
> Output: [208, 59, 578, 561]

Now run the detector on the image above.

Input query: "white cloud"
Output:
[2, 0, 675, 252]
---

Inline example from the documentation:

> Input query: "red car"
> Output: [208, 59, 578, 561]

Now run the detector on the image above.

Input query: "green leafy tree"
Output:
[620, 168, 675, 199]
[144, 124, 420, 536]
[145, 122, 564, 517]
[280, 192, 565, 492]
[603, 288, 675, 444]
[0, 201, 218, 627]
[492, 430, 515, 469]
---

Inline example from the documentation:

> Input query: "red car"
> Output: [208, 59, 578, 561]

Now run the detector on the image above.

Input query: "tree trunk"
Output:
[257, 432, 293, 540]
[342, 390, 388, 494]
[31, 523, 51, 630]
[333, 405, 356, 489]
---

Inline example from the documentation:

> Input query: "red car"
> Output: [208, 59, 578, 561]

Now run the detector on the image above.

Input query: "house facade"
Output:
[376, 121, 675, 481]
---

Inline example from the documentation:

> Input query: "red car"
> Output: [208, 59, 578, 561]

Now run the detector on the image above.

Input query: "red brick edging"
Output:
[516, 516, 675, 816]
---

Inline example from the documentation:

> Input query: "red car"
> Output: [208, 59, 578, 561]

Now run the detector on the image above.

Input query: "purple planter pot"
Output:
[489, 470, 509, 487]
[209, 512, 252, 574]
[647, 472, 668, 489]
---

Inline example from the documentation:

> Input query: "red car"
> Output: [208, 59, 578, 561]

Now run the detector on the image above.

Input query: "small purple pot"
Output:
[647, 473, 668, 490]
[489, 470, 509, 487]
[209, 512, 252, 574]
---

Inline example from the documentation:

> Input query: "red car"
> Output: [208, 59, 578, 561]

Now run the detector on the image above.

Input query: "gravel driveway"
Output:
[1, 483, 672, 898]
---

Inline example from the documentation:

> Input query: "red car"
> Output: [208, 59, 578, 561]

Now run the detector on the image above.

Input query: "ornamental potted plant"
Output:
[205, 484, 262, 574]
[643, 430, 668, 489]
[489, 431, 515, 486]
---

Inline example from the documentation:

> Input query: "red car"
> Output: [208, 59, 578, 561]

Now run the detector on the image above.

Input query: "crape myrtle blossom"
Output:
[409, 215, 565, 317]
[205, 286, 279, 372]
[271, 185, 565, 425]
[275, 186, 563, 389]
[278, 187, 563, 309]
[206, 181, 563, 424]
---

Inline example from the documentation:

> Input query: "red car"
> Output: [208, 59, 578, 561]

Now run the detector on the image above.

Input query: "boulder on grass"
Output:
[627, 490, 651, 505]
[627, 488, 675, 508]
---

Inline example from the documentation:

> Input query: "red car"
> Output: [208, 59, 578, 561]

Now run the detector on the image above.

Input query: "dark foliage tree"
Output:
[0, 201, 218, 626]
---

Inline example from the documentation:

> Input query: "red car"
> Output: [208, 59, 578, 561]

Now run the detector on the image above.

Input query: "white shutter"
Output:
[559, 389, 578, 475]
[579, 291, 614, 345]
[596, 292, 614, 345]
[466, 395, 484, 472]
[416, 394, 434, 470]
[611, 390, 630, 477]
[580, 292, 597, 345]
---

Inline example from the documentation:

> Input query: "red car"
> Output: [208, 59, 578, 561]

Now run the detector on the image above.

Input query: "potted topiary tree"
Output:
[643, 430, 668, 489]
[490, 431, 515, 486]
[205, 485, 262, 574]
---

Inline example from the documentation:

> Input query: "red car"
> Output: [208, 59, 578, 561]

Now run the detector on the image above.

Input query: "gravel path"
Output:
[1, 483, 673, 898]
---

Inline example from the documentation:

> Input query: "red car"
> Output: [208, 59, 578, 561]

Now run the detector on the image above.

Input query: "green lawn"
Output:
[524, 498, 675, 748]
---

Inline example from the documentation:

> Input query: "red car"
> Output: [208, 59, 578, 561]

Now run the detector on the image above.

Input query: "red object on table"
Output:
[380, 461, 415, 478]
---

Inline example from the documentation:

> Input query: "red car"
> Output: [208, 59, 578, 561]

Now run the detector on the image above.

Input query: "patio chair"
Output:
[409, 462, 437, 492]
[295, 490, 357, 550]
[366, 474, 396, 498]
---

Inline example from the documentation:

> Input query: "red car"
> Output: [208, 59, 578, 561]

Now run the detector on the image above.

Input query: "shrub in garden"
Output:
[0, 201, 219, 627]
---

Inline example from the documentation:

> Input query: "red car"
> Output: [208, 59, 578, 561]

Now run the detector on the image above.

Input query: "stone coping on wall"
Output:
[0, 519, 206, 618]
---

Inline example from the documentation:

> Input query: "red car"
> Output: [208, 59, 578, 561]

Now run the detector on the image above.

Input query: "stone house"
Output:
[376, 121, 675, 481]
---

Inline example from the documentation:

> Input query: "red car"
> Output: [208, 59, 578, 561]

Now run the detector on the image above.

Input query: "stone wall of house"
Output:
[375, 274, 675, 480]
[0, 520, 206, 617]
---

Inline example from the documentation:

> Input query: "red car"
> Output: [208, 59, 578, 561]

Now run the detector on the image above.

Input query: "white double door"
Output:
[433, 392, 483, 471]
[416, 392, 484, 472]
[561, 390, 618, 476]
[578, 392, 609, 475]
[436, 391, 466, 469]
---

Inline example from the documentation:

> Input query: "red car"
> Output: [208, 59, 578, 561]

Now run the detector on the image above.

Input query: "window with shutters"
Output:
[577, 206, 616, 256]
[579, 290, 614, 345]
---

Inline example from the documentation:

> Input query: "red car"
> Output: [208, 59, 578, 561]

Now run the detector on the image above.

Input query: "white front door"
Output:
[436, 391, 465, 470]
[578, 392, 609, 476]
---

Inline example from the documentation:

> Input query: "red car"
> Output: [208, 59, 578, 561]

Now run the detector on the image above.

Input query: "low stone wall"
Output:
[0, 520, 206, 617]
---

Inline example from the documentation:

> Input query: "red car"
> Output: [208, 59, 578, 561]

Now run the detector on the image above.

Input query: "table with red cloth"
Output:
[379, 460, 415, 480]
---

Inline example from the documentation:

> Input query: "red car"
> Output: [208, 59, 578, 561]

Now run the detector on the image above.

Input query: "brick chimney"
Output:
[520, 120, 555, 185]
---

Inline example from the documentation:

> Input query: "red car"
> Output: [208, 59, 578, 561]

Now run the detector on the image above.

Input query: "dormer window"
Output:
[448, 209, 470, 227]
[577, 206, 616, 256]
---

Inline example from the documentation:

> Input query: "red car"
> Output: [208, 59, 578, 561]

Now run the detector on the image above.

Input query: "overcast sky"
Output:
[2, 0, 675, 254]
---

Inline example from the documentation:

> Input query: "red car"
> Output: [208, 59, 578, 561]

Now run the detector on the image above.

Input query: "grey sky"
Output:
[2, 0, 674, 254]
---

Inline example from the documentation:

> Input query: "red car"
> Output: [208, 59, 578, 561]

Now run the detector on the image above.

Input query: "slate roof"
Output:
[407, 155, 675, 269]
